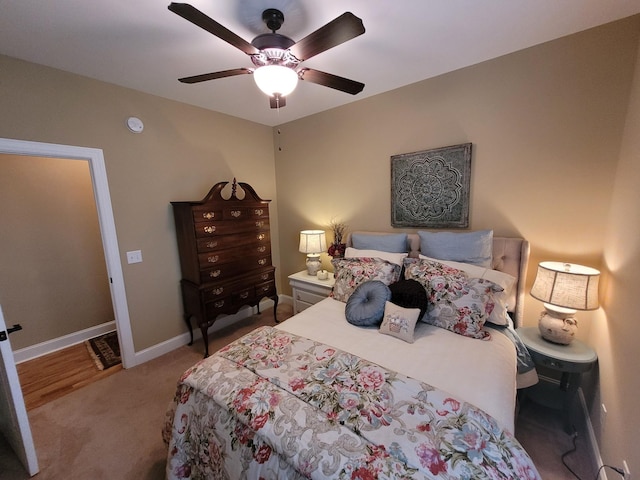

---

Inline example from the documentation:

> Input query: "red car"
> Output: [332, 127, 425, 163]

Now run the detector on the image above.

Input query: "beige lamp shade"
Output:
[531, 262, 600, 311]
[299, 230, 327, 254]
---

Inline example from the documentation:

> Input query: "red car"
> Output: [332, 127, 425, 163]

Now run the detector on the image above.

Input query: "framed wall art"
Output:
[391, 143, 472, 228]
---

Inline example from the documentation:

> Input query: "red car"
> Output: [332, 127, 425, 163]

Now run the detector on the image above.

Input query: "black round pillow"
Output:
[388, 279, 429, 317]
[345, 280, 392, 326]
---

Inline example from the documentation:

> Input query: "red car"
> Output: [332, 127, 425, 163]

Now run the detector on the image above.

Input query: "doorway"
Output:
[0, 138, 134, 367]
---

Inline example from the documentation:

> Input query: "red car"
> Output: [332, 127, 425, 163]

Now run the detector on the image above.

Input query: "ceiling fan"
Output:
[168, 3, 365, 108]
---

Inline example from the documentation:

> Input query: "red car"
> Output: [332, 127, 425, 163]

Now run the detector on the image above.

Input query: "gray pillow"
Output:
[345, 280, 392, 326]
[351, 233, 408, 253]
[418, 230, 493, 268]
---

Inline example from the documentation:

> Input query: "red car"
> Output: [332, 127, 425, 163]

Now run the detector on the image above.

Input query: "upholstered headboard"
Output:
[345, 232, 530, 327]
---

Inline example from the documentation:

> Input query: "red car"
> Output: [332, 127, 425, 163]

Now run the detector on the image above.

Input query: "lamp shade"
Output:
[299, 230, 327, 254]
[254, 65, 298, 97]
[531, 261, 600, 311]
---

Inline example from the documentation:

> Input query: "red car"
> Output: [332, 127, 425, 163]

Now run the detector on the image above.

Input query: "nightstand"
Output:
[288, 270, 335, 314]
[517, 326, 597, 433]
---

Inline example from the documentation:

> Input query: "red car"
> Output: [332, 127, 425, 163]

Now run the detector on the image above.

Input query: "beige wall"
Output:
[595, 27, 640, 475]
[0, 54, 279, 351]
[275, 17, 638, 321]
[0, 155, 113, 349]
[273, 15, 640, 472]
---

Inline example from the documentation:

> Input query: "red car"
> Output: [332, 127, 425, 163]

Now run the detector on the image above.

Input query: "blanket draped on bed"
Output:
[163, 326, 540, 479]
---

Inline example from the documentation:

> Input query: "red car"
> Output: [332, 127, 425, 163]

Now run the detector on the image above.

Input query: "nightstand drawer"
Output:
[529, 350, 594, 373]
[295, 289, 327, 306]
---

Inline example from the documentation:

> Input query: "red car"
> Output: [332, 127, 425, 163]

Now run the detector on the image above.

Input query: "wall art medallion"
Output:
[391, 143, 472, 228]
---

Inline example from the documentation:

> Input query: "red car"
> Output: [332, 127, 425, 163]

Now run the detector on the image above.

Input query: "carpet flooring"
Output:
[0, 302, 595, 480]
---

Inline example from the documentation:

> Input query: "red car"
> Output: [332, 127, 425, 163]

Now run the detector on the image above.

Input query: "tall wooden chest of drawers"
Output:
[171, 179, 278, 357]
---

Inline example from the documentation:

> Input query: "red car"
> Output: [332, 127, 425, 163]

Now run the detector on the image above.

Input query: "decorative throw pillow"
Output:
[379, 301, 421, 343]
[345, 247, 408, 266]
[345, 281, 392, 326]
[331, 258, 402, 303]
[418, 230, 493, 268]
[403, 258, 502, 340]
[418, 255, 516, 326]
[388, 279, 429, 318]
[351, 233, 408, 254]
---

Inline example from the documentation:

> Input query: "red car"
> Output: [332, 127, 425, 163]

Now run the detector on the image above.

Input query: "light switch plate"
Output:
[126, 250, 143, 264]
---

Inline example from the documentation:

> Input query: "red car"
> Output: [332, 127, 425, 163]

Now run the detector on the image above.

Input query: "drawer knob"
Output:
[209, 270, 221, 278]
[202, 212, 215, 219]
[206, 241, 218, 248]
[203, 226, 216, 234]
[240, 292, 249, 299]
[261, 274, 269, 280]
[258, 259, 266, 265]
[257, 246, 266, 253]
[214, 300, 225, 308]
[212, 287, 224, 295]
[231, 210, 242, 218]
[255, 221, 264, 228]
[207, 255, 219, 263]
[257, 233, 265, 241]
[254, 208, 264, 216]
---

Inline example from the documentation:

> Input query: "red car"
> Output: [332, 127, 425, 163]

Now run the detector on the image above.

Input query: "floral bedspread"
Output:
[163, 326, 540, 479]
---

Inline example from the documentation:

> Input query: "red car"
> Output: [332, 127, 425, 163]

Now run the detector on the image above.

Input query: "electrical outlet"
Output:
[126, 250, 143, 264]
[623, 460, 631, 479]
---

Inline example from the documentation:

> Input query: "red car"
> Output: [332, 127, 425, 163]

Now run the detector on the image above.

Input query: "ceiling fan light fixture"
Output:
[253, 65, 298, 97]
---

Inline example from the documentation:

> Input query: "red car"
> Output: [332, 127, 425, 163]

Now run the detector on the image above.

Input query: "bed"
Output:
[163, 231, 541, 479]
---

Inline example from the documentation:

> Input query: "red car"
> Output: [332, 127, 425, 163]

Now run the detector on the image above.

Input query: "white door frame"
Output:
[0, 138, 135, 368]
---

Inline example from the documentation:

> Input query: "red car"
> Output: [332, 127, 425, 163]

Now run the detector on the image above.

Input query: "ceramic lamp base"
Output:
[305, 254, 321, 276]
[538, 308, 578, 345]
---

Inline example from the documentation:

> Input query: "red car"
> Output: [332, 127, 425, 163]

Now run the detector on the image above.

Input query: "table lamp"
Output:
[530, 261, 600, 344]
[299, 230, 326, 276]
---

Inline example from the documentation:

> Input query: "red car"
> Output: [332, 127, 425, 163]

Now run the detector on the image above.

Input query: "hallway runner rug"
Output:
[85, 331, 121, 370]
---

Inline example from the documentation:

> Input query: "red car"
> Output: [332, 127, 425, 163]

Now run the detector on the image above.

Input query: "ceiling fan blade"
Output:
[299, 68, 364, 95]
[168, 3, 259, 56]
[289, 12, 365, 61]
[178, 68, 252, 84]
[269, 94, 286, 109]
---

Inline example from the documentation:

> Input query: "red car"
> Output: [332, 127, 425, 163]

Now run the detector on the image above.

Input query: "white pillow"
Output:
[346, 247, 408, 266]
[419, 255, 516, 326]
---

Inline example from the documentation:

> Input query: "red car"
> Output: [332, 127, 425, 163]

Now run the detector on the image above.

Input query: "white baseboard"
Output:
[132, 296, 292, 366]
[13, 296, 292, 367]
[13, 321, 116, 364]
[578, 389, 607, 480]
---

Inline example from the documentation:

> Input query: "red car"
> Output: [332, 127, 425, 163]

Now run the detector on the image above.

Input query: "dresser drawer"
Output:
[220, 206, 270, 221]
[193, 219, 270, 238]
[196, 231, 270, 253]
[199, 255, 272, 283]
[192, 207, 222, 223]
[198, 244, 271, 270]
[255, 280, 276, 298]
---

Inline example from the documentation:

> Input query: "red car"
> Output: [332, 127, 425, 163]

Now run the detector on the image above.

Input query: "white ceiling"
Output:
[2, 0, 639, 126]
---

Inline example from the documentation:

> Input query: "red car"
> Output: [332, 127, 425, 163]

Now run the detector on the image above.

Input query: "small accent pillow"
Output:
[345, 281, 392, 326]
[331, 258, 402, 303]
[419, 255, 515, 326]
[403, 258, 502, 340]
[379, 301, 421, 343]
[345, 247, 408, 266]
[388, 279, 429, 318]
[418, 230, 493, 268]
[351, 233, 408, 254]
